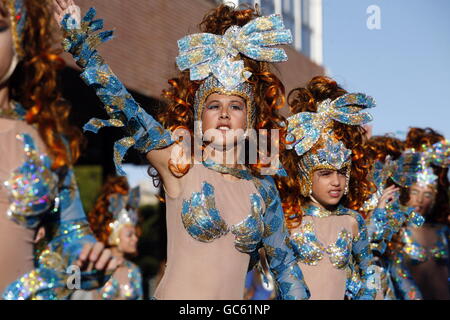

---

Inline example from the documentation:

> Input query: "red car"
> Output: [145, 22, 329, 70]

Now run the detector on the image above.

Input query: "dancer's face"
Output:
[407, 183, 436, 216]
[118, 225, 138, 255]
[311, 168, 347, 208]
[201, 93, 247, 148]
[0, 7, 14, 82]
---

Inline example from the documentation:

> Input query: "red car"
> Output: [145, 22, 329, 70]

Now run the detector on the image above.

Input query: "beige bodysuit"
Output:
[154, 163, 265, 299]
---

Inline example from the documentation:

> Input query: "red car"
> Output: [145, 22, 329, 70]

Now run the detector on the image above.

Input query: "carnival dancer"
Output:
[393, 128, 450, 299]
[0, 0, 117, 299]
[54, 0, 310, 299]
[278, 76, 377, 299]
[363, 135, 424, 300]
[86, 176, 143, 300]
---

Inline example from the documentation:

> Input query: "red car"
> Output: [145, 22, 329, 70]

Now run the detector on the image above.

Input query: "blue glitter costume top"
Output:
[289, 204, 377, 299]
[402, 225, 449, 264]
[59, 8, 310, 300]
[1, 102, 112, 300]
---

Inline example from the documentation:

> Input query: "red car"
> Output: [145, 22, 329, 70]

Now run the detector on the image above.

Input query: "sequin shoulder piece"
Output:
[99, 261, 143, 300]
[181, 181, 264, 254]
[60, 8, 173, 175]
[3, 133, 58, 229]
[402, 225, 449, 264]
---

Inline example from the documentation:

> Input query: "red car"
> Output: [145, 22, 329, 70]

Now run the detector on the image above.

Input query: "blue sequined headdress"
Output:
[176, 14, 293, 128]
[392, 141, 450, 190]
[107, 186, 140, 246]
[4, 0, 27, 58]
[286, 93, 376, 196]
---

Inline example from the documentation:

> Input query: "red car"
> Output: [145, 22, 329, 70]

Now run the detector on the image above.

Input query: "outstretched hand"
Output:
[53, 0, 81, 28]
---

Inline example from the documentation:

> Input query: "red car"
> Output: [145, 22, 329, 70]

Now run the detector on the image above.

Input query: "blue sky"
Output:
[323, 0, 450, 139]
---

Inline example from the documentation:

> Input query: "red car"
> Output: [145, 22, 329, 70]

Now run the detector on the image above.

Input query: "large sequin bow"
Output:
[176, 14, 293, 90]
[4, 134, 58, 229]
[286, 93, 375, 157]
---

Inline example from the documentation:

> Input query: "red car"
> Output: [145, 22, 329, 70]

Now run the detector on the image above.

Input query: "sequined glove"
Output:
[60, 8, 173, 175]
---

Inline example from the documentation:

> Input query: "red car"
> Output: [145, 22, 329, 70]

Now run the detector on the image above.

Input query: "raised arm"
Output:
[54, 1, 176, 183]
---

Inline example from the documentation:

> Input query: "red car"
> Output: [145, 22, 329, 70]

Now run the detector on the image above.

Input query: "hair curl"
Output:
[6, 0, 83, 169]
[158, 4, 287, 177]
[404, 127, 449, 225]
[87, 176, 130, 245]
[366, 135, 405, 162]
[277, 76, 375, 229]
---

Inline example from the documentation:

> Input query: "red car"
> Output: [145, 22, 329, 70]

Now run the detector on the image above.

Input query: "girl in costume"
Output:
[278, 76, 377, 300]
[0, 0, 116, 299]
[87, 176, 143, 300]
[393, 128, 450, 299]
[54, 0, 309, 299]
[362, 135, 424, 300]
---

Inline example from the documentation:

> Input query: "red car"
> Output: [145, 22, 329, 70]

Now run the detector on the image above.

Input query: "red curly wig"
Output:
[277, 76, 376, 229]
[366, 135, 405, 163]
[5, 0, 83, 169]
[404, 127, 449, 225]
[158, 4, 287, 177]
[87, 176, 130, 246]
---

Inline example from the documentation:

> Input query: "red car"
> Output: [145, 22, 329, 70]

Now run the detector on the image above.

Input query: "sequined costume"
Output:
[99, 260, 143, 300]
[1, 102, 110, 300]
[96, 186, 143, 300]
[362, 158, 425, 300]
[59, 8, 309, 299]
[0, 0, 110, 300]
[288, 205, 376, 299]
[387, 142, 450, 299]
[285, 92, 378, 299]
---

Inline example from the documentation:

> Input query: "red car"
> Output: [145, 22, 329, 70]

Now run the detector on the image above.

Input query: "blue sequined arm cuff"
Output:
[258, 177, 310, 300]
[60, 8, 173, 175]
[350, 214, 377, 300]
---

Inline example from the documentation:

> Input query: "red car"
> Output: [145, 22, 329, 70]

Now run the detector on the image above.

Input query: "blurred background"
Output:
[60, 0, 449, 298]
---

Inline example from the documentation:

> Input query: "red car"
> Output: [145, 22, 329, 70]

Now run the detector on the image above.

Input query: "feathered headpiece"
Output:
[107, 186, 140, 246]
[176, 14, 293, 128]
[392, 140, 450, 190]
[286, 93, 375, 196]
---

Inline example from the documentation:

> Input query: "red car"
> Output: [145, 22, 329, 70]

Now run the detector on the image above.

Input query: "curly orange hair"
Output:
[6, 0, 83, 169]
[404, 127, 449, 225]
[158, 4, 287, 177]
[366, 135, 405, 163]
[87, 176, 130, 245]
[277, 76, 376, 229]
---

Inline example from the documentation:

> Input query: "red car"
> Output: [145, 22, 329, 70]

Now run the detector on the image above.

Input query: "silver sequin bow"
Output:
[175, 14, 293, 91]
[286, 93, 376, 157]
